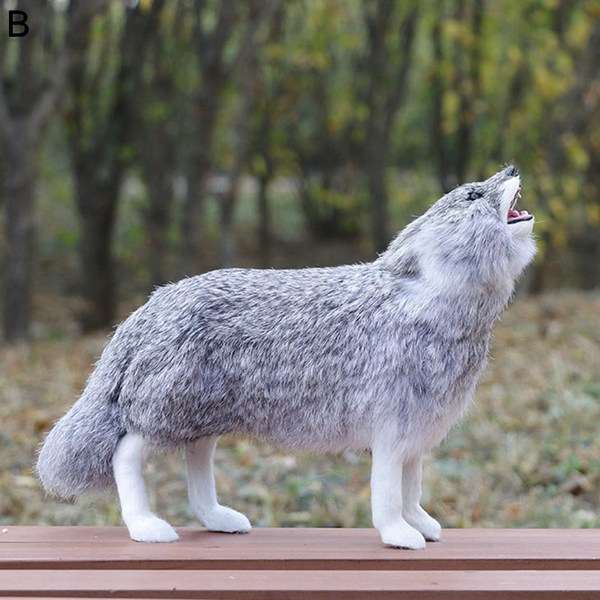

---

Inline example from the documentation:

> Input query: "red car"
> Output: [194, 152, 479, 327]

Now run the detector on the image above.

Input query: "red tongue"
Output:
[508, 209, 520, 220]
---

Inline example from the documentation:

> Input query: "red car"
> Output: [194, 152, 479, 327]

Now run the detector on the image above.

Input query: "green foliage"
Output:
[100, 0, 600, 259]
[4, 0, 600, 337]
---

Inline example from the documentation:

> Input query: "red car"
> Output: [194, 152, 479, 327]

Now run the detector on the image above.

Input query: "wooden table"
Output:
[1, 527, 600, 598]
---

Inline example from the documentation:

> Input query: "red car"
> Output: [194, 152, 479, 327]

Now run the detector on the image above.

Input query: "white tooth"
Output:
[501, 178, 521, 221]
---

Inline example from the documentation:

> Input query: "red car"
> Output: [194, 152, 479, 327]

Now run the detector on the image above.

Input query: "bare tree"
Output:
[291, 73, 360, 241]
[429, 0, 484, 192]
[131, 0, 187, 288]
[0, 0, 109, 342]
[178, 0, 278, 273]
[248, 2, 287, 266]
[359, 0, 418, 252]
[66, 3, 148, 331]
[252, 86, 277, 266]
[217, 1, 278, 267]
[544, 17, 600, 289]
[179, 1, 240, 275]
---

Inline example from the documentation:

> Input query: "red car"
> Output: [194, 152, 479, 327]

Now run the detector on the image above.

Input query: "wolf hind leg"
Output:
[113, 432, 179, 543]
[401, 454, 441, 542]
[186, 436, 251, 533]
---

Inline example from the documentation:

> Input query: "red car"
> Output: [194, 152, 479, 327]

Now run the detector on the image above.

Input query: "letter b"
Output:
[9, 10, 29, 37]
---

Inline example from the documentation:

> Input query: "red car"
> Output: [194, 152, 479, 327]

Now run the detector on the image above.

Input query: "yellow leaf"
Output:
[138, 0, 152, 13]
[549, 195, 568, 221]
[507, 45, 523, 68]
[443, 90, 460, 134]
[551, 227, 568, 248]
[587, 203, 600, 227]
[563, 133, 590, 171]
[535, 66, 568, 100]
[567, 13, 593, 50]
[562, 175, 580, 203]
[444, 19, 463, 41]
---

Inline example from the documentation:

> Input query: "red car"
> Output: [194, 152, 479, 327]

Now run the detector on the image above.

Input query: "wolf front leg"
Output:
[401, 454, 442, 542]
[113, 432, 179, 542]
[370, 441, 426, 550]
[186, 436, 251, 533]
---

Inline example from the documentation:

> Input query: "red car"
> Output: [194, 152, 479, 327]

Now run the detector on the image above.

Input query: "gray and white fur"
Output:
[37, 166, 536, 549]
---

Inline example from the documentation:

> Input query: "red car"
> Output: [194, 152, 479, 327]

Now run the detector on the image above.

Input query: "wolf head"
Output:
[380, 166, 536, 294]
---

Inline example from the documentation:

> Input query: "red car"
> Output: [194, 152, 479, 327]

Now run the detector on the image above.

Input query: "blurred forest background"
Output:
[1, 0, 600, 341]
[1, 0, 599, 530]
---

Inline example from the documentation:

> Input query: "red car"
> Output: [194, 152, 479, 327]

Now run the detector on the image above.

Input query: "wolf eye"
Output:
[466, 189, 483, 201]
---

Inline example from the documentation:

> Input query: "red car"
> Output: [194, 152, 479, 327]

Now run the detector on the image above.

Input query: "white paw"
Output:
[378, 519, 426, 550]
[404, 507, 442, 542]
[126, 514, 179, 543]
[202, 506, 252, 533]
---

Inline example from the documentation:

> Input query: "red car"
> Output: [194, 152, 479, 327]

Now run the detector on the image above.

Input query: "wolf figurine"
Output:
[37, 166, 535, 549]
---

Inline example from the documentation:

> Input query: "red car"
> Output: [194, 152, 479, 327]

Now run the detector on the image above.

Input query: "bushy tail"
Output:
[36, 350, 127, 499]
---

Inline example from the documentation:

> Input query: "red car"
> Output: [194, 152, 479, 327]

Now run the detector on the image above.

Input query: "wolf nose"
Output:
[506, 165, 519, 177]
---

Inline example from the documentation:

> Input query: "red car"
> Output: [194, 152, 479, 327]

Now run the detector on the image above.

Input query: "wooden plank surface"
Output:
[1, 569, 600, 599]
[1, 527, 600, 571]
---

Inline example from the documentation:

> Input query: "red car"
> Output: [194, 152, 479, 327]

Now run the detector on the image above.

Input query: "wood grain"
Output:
[1, 527, 600, 598]
[1, 527, 599, 571]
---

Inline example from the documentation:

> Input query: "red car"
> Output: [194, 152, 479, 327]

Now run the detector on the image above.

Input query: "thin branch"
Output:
[28, 0, 109, 140]
[0, 83, 12, 144]
[227, 0, 279, 79]
[385, 4, 418, 131]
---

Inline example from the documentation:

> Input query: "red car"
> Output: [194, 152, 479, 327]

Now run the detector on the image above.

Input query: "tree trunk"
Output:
[65, 3, 145, 329]
[217, 43, 258, 267]
[365, 131, 389, 254]
[3, 128, 36, 342]
[431, 19, 451, 192]
[76, 179, 118, 332]
[145, 175, 174, 288]
[360, 1, 418, 252]
[180, 168, 209, 276]
[0, 0, 110, 342]
[180, 89, 218, 276]
[132, 0, 177, 288]
[455, 0, 484, 184]
[571, 227, 600, 290]
[219, 188, 237, 268]
[178, 0, 238, 276]
[257, 174, 271, 266]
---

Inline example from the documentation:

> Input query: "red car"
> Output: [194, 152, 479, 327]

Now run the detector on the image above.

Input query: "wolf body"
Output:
[37, 166, 536, 549]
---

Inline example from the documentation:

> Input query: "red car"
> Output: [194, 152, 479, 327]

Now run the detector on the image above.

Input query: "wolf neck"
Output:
[417, 283, 511, 341]
[378, 218, 518, 331]
[377, 249, 515, 339]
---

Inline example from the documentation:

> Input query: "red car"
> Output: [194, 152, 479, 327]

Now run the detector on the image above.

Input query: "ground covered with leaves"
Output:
[1, 290, 599, 530]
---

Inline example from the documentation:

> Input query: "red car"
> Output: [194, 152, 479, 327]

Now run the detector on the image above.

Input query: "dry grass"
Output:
[1, 290, 599, 530]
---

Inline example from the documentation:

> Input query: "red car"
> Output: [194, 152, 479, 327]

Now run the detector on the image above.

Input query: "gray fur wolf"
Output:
[37, 166, 535, 549]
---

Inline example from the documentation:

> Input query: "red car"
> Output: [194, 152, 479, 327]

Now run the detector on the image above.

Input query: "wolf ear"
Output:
[378, 220, 424, 277]
[394, 252, 421, 278]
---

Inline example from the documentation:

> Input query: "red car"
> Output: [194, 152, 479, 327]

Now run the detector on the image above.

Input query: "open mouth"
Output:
[507, 187, 533, 224]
